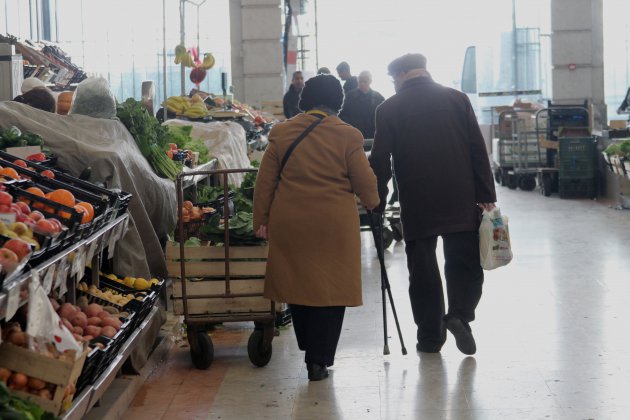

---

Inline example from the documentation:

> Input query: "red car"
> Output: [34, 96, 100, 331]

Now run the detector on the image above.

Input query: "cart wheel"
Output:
[542, 175, 552, 197]
[248, 329, 272, 367]
[507, 175, 518, 189]
[382, 227, 394, 249]
[494, 169, 502, 185]
[391, 222, 403, 242]
[519, 176, 536, 191]
[500, 170, 508, 187]
[189, 331, 214, 370]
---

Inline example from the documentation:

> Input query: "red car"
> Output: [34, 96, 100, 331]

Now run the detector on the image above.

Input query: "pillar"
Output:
[230, 0, 284, 108]
[551, 0, 606, 128]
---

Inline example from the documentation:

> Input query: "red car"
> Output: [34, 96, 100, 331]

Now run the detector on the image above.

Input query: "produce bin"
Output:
[0, 343, 89, 416]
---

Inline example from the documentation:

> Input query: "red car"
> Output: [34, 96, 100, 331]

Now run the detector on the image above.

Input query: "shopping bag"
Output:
[479, 207, 512, 270]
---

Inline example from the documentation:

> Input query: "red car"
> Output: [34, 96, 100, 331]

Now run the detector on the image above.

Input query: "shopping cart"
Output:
[168, 168, 275, 370]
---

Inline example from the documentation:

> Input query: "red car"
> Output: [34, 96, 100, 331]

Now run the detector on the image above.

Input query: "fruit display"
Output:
[55, 300, 124, 341]
[181, 200, 215, 223]
[165, 95, 210, 118]
[99, 273, 160, 291]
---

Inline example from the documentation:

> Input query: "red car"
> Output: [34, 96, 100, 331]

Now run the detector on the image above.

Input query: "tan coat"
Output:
[253, 113, 379, 307]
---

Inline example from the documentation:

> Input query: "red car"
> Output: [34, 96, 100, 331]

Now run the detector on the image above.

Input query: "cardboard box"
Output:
[610, 120, 628, 130]
[0, 343, 88, 415]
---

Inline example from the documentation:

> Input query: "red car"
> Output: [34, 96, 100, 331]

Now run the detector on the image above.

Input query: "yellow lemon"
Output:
[123, 277, 136, 288]
[133, 278, 150, 290]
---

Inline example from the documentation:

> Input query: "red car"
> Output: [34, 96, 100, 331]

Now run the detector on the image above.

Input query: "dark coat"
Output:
[342, 76, 358, 94]
[339, 88, 385, 138]
[369, 76, 496, 240]
[283, 85, 301, 119]
[253, 113, 379, 306]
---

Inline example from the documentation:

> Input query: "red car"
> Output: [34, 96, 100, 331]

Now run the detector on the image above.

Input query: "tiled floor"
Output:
[125, 187, 630, 419]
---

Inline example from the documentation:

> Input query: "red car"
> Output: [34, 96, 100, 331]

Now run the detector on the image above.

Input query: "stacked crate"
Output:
[557, 137, 597, 198]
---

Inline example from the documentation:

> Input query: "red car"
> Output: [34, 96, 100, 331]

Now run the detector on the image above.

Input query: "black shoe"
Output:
[445, 317, 476, 355]
[307, 363, 329, 381]
[416, 342, 442, 353]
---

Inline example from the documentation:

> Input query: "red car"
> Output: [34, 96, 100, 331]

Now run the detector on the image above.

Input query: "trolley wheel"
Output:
[391, 222, 403, 242]
[519, 175, 536, 191]
[507, 174, 518, 190]
[494, 169, 502, 185]
[189, 330, 214, 370]
[382, 227, 394, 249]
[541, 175, 552, 197]
[248, 329, 273, 367]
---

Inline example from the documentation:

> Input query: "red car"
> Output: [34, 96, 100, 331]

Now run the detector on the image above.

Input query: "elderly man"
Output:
[339, 71, 385, 139]
[336, 61, 358, 94]
[283, 71, 305, 119]
[369, 53, 497, 355]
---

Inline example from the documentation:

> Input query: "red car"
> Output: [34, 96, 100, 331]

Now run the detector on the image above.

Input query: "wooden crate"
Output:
[0, 343, 89, 416]
[166, 242, 270, 316]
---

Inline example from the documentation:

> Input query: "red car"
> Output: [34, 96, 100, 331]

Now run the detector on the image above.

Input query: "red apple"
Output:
[34, 219, 56, 235]
[0, 191, 12, 205]
[47, 218, 63, 233]
[23, 218, 35, 229]
[13, 160, 27, 168]
[3, 238, 31, 261]
[0, 248, 19, 273]
[28, 211, 44, 222]
[16, 202, 30, 214]
[0, 204, 11, 213]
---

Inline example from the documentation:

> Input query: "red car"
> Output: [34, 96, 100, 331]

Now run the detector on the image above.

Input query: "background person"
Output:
[317, 67, 331, 75]
[336, 61, 358, 94]
[369, 53, 496, 356]
[339, 70, 385, 139]
[282, 71, 305, 119]
[253, 74, 379, 381]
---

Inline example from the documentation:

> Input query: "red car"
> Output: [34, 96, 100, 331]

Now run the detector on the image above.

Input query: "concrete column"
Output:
[551, 0, 606, 128]
[230, 0, 284, 108]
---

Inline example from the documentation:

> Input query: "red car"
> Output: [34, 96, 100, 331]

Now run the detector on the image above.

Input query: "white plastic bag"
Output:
[479, 207, 512, 270]
[27, 273, 83, 359]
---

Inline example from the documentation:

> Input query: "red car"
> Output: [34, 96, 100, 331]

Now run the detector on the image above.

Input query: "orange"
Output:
[24, 187, 46, 207]
[0, 168, 20, 180]
[74, 205, 90, 224]
[48, 189, 76, 207]
[76, 202, 94, 222]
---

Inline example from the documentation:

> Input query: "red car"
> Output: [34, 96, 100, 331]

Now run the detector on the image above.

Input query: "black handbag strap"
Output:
[278, 114, 325, 179]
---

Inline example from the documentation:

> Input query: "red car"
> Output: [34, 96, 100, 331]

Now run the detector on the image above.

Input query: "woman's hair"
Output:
[13, 87, 56, 113]
[298, 74, 344, 113]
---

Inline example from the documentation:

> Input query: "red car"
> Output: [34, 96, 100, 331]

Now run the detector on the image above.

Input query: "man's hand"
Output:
[477, 203, 496, 212]
[256, 225, 268, 239]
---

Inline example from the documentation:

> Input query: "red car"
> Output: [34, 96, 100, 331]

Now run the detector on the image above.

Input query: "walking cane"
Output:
[367, 211, 407, 355]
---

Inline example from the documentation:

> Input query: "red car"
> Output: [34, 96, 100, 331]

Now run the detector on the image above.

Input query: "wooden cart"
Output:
[168, 168, 275, 369]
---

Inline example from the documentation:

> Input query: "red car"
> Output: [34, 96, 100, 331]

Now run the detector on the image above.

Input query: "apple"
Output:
[28, 211, 44, 222]
[0, 191, 12, 205]
[16, 202, 30, 214]
[0, 248, 19, 273]
[0, 204, 11, 213]
[48, 218, 63, 233]
[10, 222, 29, 237]
[34, 219, 56, 235]
[3, 238, 31, 261]
[23, 218, 35, 229]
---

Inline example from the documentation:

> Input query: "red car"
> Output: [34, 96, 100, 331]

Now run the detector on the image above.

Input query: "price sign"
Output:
[5, 281, 21, 320]
[86, 239, 98, 263]
[43, 264, 56, 294]
[59, 264, 69, 296]
[0, 213, 16, 224]
[54, 257, 67, 290]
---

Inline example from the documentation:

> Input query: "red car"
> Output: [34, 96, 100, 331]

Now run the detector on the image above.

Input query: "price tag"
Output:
[59, 264, 69, 296]
[43, 264, 55, 294]
[5, 281, 21, 320]
[71, 247, 85, 277]
[107, 225, 120, 260]
[86, 239, 98, 263]
[76, 247, 87, 280]
[54, 257, 67, 290]
[0, 213, 16, 224]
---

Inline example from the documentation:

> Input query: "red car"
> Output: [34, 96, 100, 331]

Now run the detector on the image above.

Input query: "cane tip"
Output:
[401, 347, 408, 355]
[383, 345, 390, 355]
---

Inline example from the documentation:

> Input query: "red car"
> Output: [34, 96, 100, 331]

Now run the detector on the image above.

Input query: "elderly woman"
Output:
[253, 74, 379, 381]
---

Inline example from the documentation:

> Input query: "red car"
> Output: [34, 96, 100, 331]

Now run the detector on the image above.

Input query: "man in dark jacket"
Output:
[283, 71, 304, 119]
[369, 53, 497, 355]
[336, 61, 358, 94]
[340, 71, 385, 139]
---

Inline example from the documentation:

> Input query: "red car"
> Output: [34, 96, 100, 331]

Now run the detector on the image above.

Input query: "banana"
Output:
[200, 53, 215, 70]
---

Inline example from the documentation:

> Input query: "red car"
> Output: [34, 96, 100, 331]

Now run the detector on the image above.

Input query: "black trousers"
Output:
[405, 231, 484, 347]
[289, 304, 345, 366]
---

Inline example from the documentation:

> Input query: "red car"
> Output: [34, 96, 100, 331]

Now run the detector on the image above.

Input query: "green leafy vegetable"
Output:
[0, 382, 58, 420]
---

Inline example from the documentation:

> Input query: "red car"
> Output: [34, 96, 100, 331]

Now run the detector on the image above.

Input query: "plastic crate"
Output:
[558, 138, 597, 179]
[559, 178, 596, 199]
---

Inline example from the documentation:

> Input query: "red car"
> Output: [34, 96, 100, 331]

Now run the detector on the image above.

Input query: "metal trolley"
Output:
[169, 168, 275, 370]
